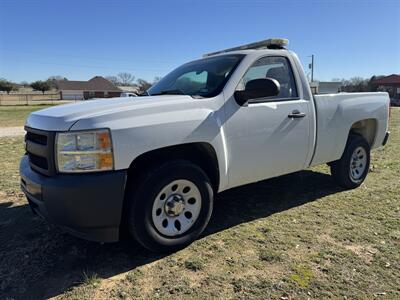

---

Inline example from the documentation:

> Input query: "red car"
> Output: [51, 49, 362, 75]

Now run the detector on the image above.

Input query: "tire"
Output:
[330, 134, 370, 189]
[126, 160, 213, 252]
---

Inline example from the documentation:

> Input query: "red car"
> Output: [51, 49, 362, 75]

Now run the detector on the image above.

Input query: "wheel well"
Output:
[127, 142, 220, 192]
[349, 119, 377, 146]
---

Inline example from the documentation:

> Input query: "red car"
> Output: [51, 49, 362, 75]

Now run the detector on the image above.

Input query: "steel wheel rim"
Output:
[349, 146, 367, 181]
[152, 179, 202, 237]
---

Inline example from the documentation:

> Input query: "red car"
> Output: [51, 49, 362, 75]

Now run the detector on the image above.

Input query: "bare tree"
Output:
[136, 79, 152, 94]
[117, 72, 135, 86]
[341, 77, 368, 92]
[47, 76, 67, 89]
[153, 76, 162, 84]
[335, 76, 383, 93]
[48, 75, 68, 81]
[105, 76, 120, 86]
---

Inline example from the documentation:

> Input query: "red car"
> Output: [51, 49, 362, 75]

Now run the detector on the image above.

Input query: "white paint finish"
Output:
[27, 96, 194, 130]
[311, 92, 389, 166]
[68, 94, 231, 191]
[221, 50, 315, 188]
[286, 51, 317, 168]
[223, 98, 311, 188]
[25, 49, 390, 192]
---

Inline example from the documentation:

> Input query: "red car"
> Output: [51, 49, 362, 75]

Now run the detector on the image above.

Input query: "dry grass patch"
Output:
[0, 105, 54, 127]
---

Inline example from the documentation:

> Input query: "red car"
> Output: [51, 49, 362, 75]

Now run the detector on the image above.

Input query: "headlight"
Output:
[56, 129, 114, 173]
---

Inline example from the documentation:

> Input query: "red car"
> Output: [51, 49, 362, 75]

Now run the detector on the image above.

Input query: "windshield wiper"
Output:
[151, 89, 185, 96]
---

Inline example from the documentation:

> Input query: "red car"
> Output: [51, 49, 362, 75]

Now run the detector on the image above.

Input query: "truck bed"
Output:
[310, 92, 389, 166]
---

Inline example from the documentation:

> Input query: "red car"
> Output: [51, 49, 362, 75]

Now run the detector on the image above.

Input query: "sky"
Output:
[0, 0, 399, 83]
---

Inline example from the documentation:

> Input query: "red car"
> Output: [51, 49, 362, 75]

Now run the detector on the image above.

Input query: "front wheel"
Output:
[126, 160, 213, 252]
[330, 134, 370, 189]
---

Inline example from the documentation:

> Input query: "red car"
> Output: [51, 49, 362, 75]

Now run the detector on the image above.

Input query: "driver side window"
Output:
[238, 56, 298, 99]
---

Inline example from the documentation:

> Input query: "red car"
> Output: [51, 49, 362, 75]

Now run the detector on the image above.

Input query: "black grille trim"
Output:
[29, 153, 48, 170]
[26, 140, 47, 157]
[26, 131, 47, 145]
[25, 127, 56, 176]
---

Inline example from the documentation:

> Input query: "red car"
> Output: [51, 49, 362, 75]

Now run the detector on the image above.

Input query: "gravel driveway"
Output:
[0, 127, 25, 138]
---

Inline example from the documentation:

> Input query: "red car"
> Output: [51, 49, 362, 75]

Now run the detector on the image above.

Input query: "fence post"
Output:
[26, 95, 28, 106]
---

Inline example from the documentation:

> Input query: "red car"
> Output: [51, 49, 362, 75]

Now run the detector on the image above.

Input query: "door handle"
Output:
[288, 110, 306, 118]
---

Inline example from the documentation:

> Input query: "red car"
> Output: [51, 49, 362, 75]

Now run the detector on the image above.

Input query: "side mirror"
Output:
[234, 78, 280, 105]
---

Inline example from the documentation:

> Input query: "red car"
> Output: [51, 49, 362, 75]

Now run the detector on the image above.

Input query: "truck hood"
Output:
[26, 95, 194, 131]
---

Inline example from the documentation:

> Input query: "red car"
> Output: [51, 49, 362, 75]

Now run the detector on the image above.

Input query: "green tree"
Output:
[0, 79, 17, 94]
[31, 80, 51, 94]
[368, 75, 384, 92]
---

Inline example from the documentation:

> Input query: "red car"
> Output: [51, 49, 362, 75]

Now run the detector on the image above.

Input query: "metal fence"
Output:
[0, 93, 75, 105]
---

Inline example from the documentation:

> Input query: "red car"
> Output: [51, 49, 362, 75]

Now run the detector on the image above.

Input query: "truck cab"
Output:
[20, 38, 390, 252]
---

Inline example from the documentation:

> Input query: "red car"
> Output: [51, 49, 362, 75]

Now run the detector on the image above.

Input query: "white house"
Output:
[310, 81, 342, 94]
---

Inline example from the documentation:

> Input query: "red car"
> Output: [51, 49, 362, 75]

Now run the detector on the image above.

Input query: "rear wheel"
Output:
[330, 134, 370, 189]
[126, 160, 213, 252]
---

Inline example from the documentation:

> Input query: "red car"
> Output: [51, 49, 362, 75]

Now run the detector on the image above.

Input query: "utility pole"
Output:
[309, 55, 315, 82]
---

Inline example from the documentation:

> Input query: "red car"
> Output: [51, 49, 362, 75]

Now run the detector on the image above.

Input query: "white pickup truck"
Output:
[20, 38, 390, 252]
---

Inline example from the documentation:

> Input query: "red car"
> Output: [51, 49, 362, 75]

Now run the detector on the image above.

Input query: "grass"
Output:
[184, 258, 205, 271]
[0, 108, 399, 299]
[259, 248, 281, 262]
[81, 271, 101, 286]
[288, 264, 314, 288]
[0, 105, 53, 127]
[0, 137, 25, 192]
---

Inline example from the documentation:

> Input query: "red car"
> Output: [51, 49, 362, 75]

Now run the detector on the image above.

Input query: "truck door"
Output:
[224, 55, 311, 188]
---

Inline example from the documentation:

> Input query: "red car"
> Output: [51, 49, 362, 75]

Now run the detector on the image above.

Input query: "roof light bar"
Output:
[203, 38, 289, 57]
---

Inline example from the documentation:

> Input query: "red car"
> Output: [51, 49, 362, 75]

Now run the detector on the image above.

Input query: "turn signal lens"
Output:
[98, 131, 112, 149]
[99, 152, 113, 169]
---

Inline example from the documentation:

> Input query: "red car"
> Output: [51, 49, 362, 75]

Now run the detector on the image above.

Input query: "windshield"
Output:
[148, 54, 244, 98]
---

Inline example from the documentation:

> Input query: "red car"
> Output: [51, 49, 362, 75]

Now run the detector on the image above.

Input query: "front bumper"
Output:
[20, 155, 127, 242]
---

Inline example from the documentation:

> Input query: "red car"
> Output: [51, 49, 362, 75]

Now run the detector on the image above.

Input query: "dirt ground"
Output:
[0, 126, 24, 137]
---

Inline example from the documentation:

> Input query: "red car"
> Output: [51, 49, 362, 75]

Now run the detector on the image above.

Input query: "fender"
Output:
[71, 100, 230, 191]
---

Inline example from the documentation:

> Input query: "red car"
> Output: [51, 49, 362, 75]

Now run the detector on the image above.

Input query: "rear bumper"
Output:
[382, 131, 390, 146]
[20, 155, 127, 242]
